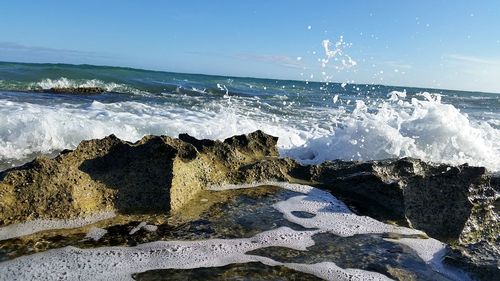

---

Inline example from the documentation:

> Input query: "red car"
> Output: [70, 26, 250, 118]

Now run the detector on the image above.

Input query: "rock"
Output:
[1, 133, 497, 245]
[445, 240, 499, 281]
[0, 131, 279, 225]
[0, 131, 498, 278]
[303, 158, 499, 280]
[40, 87, 106, 95]
[308, 158, 499, 244]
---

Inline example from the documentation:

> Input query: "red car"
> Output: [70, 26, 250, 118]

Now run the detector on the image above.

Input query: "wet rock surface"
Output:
[445, 241, 499, 281]
[0, 131, 498, 280]
[0, 186, 306, 261]
[131, 262, 324, 281]
[0, 130, 280, 225]
[37, 87, 106, 94]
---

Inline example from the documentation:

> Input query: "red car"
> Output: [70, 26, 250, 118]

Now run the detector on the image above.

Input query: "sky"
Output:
[0, 0, 499, 93]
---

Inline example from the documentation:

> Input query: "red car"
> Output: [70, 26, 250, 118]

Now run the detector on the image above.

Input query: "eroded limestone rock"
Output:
[0, 130, 279, 226]
[0, 131, 498, 279]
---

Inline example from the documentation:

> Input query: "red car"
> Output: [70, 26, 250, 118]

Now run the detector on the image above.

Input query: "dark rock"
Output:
[445, 240, 500, 281]
[0, 131, 280, 225]
[132, 262, 323, 281]
[0, 131, 497, 278]
[45, 87, 106, 94]
[309, 158, 499, 245]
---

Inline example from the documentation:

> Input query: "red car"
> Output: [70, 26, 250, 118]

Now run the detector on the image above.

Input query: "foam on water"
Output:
[0, 77, 145, 95]
[0, 212, 115, 241]
[0, 96, 307, 166]
[0, 88, 498, 171]
[0, 183, 468, 280]
[283, 91, 500, 171]
[84, 227, 108, 242]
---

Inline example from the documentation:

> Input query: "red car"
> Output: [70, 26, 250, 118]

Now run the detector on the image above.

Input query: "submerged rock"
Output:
[132, 262, 324, 281]
[248, 232, 451, 281]
[41, 87, 106, 94]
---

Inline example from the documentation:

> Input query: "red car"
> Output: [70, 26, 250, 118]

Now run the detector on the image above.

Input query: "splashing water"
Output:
[0, 62, 498, 171]
[321, 36, 357, 69]
[284, 91, 499, 170]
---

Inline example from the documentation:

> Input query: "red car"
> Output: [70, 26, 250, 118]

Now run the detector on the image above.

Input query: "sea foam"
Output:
[282, 92, 500, 171]
[0, 183, 469, 281]
[0, 90, 498, 171]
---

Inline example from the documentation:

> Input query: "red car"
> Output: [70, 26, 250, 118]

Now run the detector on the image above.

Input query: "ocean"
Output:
[0, 61, 499, 171]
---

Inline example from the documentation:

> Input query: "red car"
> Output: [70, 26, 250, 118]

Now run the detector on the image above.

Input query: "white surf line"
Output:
[0, 211, 116, 241]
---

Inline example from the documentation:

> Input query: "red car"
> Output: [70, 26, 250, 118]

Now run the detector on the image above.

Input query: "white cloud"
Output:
[441, 54, 500, 93]
[445, 54, 500, 66]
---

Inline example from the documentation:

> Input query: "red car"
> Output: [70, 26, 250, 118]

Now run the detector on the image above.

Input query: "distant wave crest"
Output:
[0, 77, 146, 95]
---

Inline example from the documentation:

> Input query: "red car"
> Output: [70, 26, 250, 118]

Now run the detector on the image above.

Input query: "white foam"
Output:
[0, 227, 316, 281]
[275, 193, 422, 237]
[0, 97, 307, 163]
[210, 181, 315, 194]
[32, 77, 141, 94]
[0, 184, 469, 280]
[0, 212, 115, 241]
[0, 86, 500, 171]
[288, 262, 393, 281]
[0, 90, 498, 172]
[129, 222, 157, 235]
[283, 92, 500, 171]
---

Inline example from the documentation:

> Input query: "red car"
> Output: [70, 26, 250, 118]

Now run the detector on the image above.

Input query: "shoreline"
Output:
[0, 131, 497, 280]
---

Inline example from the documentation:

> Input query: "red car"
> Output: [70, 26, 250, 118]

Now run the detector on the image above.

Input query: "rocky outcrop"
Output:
[0, 130, 279, 225]
[306, 158, 499, 245]
[37, 87, 106, 94]
[0, 131, 498, 278]
[1, 131, 497, 244]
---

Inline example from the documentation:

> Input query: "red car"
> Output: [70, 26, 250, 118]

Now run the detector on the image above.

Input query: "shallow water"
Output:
[133, 262, 324, 281]
[0, 186, 305, 261]
[0, 184, 471, 280]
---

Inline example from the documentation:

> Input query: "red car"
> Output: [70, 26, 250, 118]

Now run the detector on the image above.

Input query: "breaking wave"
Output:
[284, 91, 500, 171]
[0, 88, 498, 171]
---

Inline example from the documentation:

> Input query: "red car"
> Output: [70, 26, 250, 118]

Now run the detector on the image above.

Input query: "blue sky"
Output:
[1, 0, 499, 93]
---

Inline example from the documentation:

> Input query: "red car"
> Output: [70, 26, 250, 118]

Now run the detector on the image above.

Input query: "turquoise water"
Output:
[0, 62, 499, 171]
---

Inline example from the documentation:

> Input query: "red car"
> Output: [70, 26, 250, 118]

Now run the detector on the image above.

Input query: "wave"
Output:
[0, 89, 498, 171]
[282, 91, 500, 171]
[0, 77, 148, 95]
[0, 95, 307, 170]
